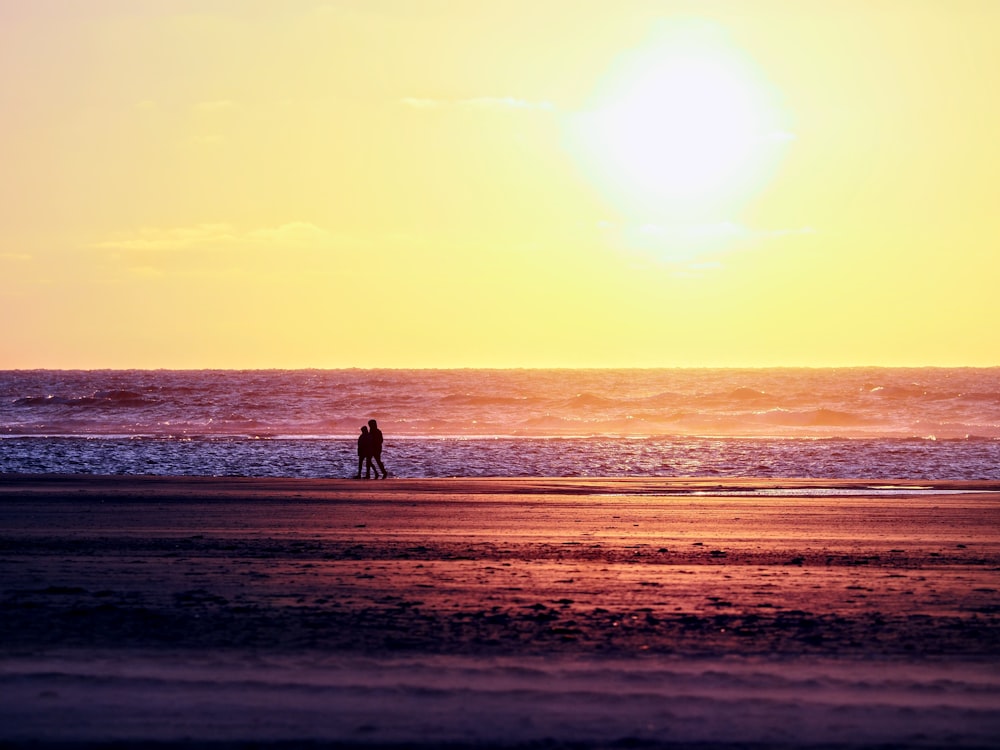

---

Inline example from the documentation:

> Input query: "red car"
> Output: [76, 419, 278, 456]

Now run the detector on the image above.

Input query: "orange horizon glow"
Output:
[2, 2, 999, 369]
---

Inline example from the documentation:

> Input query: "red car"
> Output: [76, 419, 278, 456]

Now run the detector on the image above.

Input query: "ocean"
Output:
[1, 368, 999, 479]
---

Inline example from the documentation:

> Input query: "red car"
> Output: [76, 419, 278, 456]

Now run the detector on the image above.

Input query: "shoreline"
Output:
[5, 471, 1000, 491]
[2, 473, 999, 746]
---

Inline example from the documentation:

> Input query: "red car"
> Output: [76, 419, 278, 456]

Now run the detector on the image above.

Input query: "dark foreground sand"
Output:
[1, 474, 999, 748]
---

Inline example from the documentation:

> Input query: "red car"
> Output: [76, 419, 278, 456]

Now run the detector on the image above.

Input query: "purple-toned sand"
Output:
[1, 474, 999, 748]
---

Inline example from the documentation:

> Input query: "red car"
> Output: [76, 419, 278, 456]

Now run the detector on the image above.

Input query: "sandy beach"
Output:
[2, 474, 999, 748]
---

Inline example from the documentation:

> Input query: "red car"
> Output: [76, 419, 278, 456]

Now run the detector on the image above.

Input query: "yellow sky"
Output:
[2, 1, 998, 368]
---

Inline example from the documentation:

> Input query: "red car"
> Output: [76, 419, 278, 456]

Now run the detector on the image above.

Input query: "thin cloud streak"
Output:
[401, 96, 555, 111]
[195, 99, 236, 112]
[91, 222, 334, 253]
[600, 220, 817, 267]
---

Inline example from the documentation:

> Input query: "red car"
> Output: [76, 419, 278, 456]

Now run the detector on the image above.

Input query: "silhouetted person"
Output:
[368, 419, 387, 478]
[356, 425, 373, 479]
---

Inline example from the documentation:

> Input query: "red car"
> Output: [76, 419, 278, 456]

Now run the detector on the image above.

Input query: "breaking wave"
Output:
[2, 368, 998, 440]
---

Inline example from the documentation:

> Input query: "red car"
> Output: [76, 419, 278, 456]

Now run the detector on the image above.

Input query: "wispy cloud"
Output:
[401, 96, 555, 112]
[128, 266, 166, 279]
[768, 226, 816, 237]
[188, 134, 226, 146]
[244, 222, 333, 246]
[91, 222, 334, 253]
[625, 221, 815, 243]
[92, 224, 239, 252]
[463, 97, 555, 111]
[599, 220, 816, 268]
[195, 99, 236, 112]
[671, 260, 724, 279]
[400, 98, 440, 109]
[0, 252, 32, 262]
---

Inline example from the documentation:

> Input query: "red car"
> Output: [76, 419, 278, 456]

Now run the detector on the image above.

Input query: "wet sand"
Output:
[1, 474, 999, 748]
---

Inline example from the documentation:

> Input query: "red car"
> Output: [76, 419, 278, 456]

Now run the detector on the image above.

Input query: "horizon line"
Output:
[3, 364, 999, 372]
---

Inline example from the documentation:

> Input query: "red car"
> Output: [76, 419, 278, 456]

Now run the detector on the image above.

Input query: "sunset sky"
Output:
[2, 1, 998, 368]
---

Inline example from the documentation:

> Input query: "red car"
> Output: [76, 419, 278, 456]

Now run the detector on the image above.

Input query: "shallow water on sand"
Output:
[3, 434, 1000, 479]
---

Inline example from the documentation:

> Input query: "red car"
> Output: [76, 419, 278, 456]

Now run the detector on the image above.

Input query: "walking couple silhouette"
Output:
[356, 419, 387, 479]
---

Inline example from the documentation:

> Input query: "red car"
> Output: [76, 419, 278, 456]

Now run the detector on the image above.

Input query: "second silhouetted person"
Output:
[368, 419, 387, 479]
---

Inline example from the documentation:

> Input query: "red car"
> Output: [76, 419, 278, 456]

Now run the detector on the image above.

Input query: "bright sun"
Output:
[570, 22, 789, 226]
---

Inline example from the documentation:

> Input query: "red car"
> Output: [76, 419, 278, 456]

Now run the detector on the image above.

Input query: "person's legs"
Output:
[365, 456, 374, 479]
[373, 451, 387, 478]
[357, 457, 364, 478]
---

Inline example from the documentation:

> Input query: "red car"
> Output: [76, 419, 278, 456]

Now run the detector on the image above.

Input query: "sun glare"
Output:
[570, 22, 789, 225]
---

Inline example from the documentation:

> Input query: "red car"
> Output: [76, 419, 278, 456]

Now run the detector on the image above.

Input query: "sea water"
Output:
[1, 368, 998, 479]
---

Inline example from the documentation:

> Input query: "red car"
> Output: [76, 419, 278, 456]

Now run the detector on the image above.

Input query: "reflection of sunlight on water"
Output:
[685, 488, 983, 497]
[2, 435, 1000, 481]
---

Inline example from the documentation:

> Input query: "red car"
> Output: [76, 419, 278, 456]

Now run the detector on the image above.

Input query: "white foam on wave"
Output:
[4, 368, 1000, 439]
